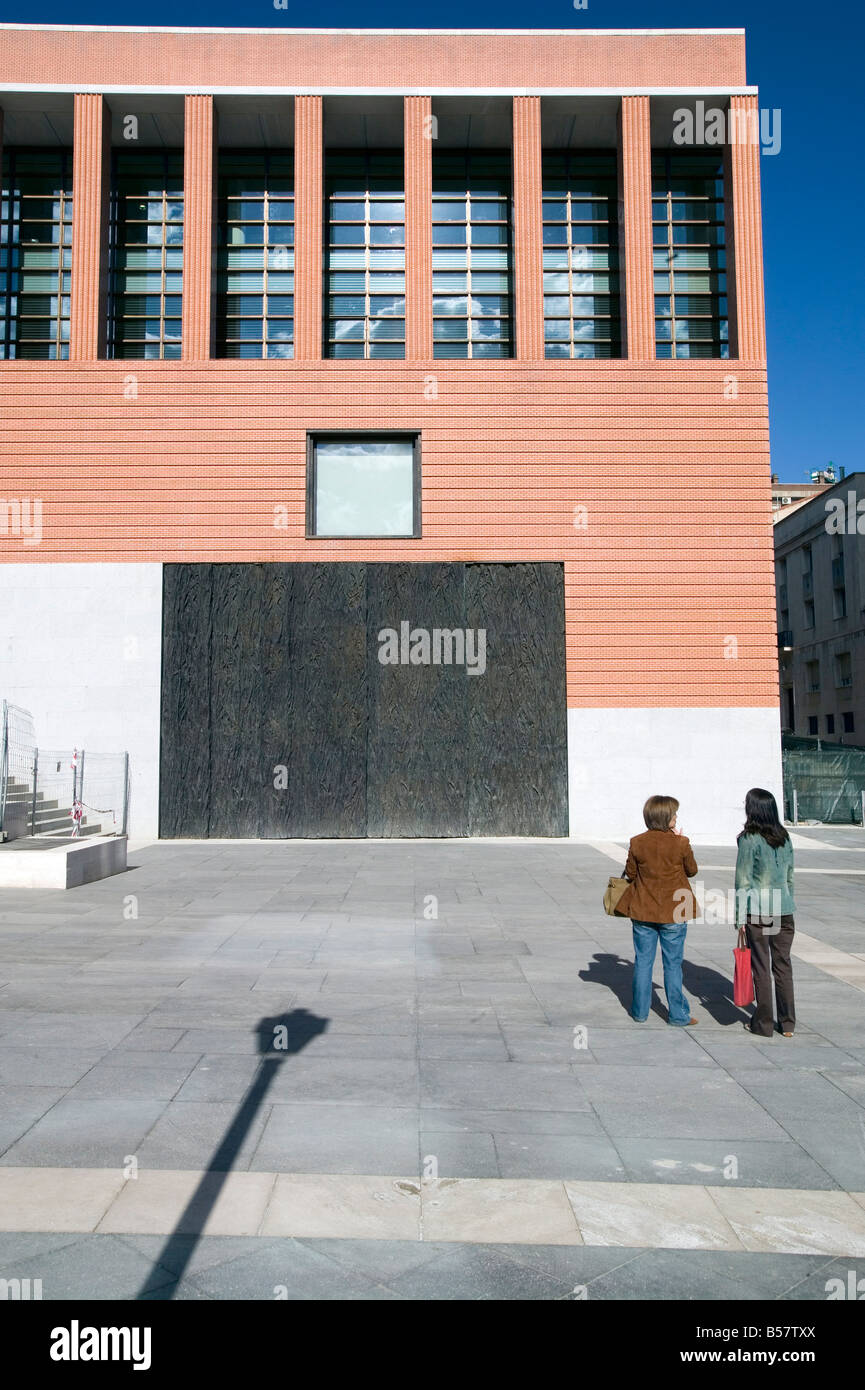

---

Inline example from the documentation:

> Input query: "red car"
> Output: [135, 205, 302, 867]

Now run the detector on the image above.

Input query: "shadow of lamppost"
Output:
[138, 1007, 328, 1300]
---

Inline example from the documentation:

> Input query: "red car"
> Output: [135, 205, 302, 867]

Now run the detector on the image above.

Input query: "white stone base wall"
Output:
[0, 564, 163, 838]
[1, 568, 783, 848]
[568, 706, 784, 845]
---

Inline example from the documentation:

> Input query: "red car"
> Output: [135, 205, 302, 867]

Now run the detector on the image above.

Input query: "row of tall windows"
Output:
[1, 147, 732, 361]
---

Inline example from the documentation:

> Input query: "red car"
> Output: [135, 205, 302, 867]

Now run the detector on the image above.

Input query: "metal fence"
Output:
[0, 701, 37, 840]
[782, 735, 865, 825]
[1, 702, 129, 841]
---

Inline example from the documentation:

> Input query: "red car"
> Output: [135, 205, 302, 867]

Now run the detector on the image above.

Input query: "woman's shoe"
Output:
[782, 1030, 794, 1038]
[687, 1017, 698, 1026]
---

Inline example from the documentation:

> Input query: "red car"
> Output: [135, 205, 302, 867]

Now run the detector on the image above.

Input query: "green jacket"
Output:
[734, 832, 795, 925]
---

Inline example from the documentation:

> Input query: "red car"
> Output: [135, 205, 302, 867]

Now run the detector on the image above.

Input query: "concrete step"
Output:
[4, 793, 62, 812]
[39, 823, 103, 841]
[31, 815, 82, 834]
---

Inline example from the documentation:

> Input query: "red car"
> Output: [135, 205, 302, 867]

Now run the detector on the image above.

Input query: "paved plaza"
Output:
[0, 829, 863, 1300]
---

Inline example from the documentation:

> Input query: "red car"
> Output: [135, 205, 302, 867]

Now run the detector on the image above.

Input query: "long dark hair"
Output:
[739, 787, 789, 849]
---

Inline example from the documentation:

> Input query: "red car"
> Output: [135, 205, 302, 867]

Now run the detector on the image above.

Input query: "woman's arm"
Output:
[734, 835, 755, 926]
[624, 842, 637, 882]
[682, 839, 698, 878]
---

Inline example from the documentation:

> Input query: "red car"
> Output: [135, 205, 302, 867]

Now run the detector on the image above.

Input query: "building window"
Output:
[842, 712, 855, 734]
[804, 600, 815, 629]
[652, 154, 728, 359]
[806, 660, 820, 693]
[307, 434, 420, 537]
[325, 152, 404, 359]
[833, 587, 847, 619]
[216, 152, 293, 359]
[541, 152, 621, 359]
[0, 148, 72, 360]
[108, 151, 183, 359]
[808, 716, 818, 736]
[777, 555, 787, 612]
[802, 544, 813, 597]
[835, 652, 853, 688]
[432, 151, 512, 359]
[826, 714, 835, 735]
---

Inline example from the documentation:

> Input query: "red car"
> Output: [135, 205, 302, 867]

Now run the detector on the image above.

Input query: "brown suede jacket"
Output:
[616, 828, 699, 924]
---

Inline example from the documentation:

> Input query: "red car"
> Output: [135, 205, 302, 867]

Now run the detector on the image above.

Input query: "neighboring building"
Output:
[0, 25, 780, 841]
[775, 473, 865, 746]
[771, 475, 832, 520]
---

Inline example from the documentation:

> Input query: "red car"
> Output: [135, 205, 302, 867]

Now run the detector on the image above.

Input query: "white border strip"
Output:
[0, 84, 760, 97]
[0, 25, 747, 37]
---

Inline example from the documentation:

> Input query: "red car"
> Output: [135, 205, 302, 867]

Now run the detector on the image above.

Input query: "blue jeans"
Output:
[630, 921, 691, 1025]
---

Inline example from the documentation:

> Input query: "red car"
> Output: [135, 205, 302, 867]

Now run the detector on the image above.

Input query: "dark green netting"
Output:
[782, 735, 865, 824]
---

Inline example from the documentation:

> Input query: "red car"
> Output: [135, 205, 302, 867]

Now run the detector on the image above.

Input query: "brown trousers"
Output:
[745, 914, 796, 1036]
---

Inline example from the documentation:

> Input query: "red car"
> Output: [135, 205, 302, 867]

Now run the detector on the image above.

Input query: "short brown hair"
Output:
[643, 795, 679, 831]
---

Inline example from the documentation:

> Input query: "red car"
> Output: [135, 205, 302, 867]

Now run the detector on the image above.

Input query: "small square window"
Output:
[307, 435, 420, 538]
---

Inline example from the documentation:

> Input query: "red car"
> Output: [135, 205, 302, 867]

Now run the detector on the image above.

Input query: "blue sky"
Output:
[1, 0, 861, 483]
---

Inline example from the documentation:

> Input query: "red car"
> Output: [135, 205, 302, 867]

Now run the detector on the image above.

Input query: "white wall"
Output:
[567, 706, 784, 845]
[0, 563, 163, 838]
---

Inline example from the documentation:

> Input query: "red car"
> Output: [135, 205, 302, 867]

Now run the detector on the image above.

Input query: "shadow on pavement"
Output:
[137, 1007, 329, 1300]
[580, 951, 747, 1026]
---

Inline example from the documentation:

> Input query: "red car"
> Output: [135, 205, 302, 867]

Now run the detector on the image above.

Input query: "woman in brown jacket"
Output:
[616, 794, 700, 1026]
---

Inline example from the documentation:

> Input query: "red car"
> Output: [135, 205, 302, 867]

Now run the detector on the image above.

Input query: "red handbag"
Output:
[733, 927, 755, 1007]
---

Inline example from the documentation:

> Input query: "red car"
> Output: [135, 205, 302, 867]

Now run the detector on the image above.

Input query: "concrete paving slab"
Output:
[0, 1166, 125, 1231]
[1, 1097, 166, 1168]
[708, 1185, 865, 1256]
[613, 1137, 840, 1191]
[421, 1177, 582, 1246]
[261, 1174, 421, 1240]
[253, 1103, 421, 1175]
[98, 1169, 275, 1236]
[564, 1180, 742, 1250]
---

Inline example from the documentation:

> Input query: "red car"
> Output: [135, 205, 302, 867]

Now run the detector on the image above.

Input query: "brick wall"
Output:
[0, 358, 776, 709]
[0, 28, 747, 89]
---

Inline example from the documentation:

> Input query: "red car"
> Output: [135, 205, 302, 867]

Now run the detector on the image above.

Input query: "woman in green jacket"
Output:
[735, 788, 796, 1037]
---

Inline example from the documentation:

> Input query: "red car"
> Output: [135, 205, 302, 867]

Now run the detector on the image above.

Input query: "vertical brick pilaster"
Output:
[512, 96, 544, 361]
[725, 95, 766, 362]
[294, 95, 323, 361]
[404, 96, 433, 362]
[182, 94, 217, 361]
[70, 94, 110, 361]
[618, 96, 655, 362]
